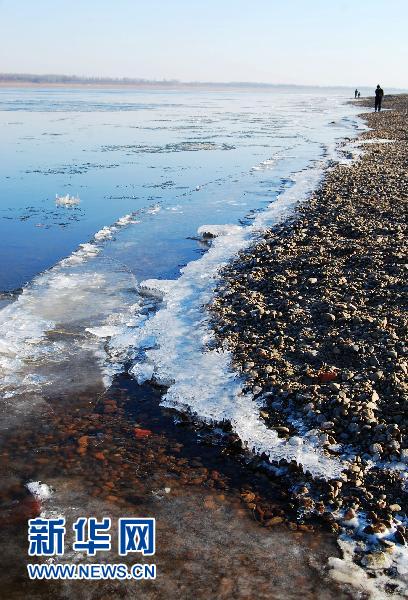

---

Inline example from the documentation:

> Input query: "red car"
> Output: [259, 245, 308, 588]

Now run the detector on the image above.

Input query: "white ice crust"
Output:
[0, 212, 141, 402]
[126, 167, 345, 480]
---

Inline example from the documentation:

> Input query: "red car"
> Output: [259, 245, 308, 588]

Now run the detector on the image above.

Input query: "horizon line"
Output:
[0, 72, 405, 91]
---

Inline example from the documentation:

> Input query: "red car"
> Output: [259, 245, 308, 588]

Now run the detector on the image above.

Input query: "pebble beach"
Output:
[211, 95, 408, 595]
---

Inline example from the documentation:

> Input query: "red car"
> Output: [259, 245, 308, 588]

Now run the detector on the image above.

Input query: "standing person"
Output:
[358, 91, 361, 98]
[375, 84, 384, 111]
[355, 88, 358, 98]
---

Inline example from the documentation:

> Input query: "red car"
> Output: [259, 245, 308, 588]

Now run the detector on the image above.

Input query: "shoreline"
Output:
[210, 95, 408, 595]
[0, 93, 405, 599]
[0, 82, 392, 95]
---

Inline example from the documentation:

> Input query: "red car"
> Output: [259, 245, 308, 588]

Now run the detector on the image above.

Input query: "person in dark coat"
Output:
[355, 88, 358, 99]
[375, 85, 384, 112]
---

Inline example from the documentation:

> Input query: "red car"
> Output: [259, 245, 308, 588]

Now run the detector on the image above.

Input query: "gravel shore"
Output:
[210, 95, 408, 590]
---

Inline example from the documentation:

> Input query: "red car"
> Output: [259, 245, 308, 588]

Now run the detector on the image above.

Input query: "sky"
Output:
[0, 0, 406, 88]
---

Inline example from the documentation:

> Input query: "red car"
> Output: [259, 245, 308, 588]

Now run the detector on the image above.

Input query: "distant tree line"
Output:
[0, 73, 380, 92]
[0, 73, 180, 84]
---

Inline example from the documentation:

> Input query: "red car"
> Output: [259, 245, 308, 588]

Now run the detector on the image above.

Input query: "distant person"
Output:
[355, 88, 358, 98]
[358, 91, 361, 98]
[375, 85, 384, 112]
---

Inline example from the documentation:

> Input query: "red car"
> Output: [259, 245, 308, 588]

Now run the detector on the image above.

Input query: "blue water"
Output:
[0, 86, 363, 426]
[0, 87, 356, 291]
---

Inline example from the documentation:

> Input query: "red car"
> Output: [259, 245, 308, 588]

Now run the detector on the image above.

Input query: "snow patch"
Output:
[197, 224, 243, 239]
[55, 193, 80, 206]
[26, 481, 53, 501]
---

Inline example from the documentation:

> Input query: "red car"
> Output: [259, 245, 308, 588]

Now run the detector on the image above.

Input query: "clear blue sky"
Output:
[0, 0, 406, 87]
